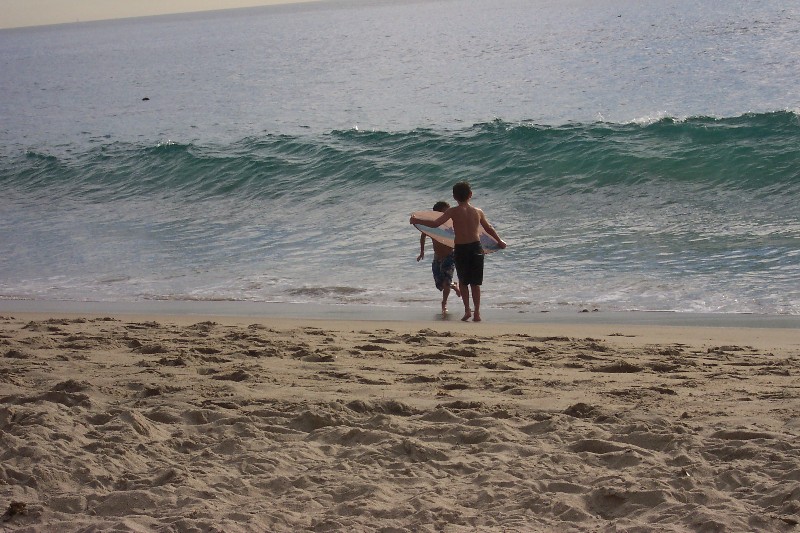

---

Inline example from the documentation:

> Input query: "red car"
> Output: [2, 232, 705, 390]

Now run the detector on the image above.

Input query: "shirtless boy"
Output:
[410, 181, 507, 322]
[417, 201, 462, 317]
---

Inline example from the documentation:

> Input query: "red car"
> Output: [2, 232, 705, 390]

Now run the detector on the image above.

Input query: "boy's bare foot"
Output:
[451, 283, 461, 298]
[473, 312, 482, 322]
[461, 310, 472, 322]
[441, 302, 448, 316]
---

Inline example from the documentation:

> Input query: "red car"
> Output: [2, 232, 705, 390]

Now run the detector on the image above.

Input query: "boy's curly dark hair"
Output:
[452, 181, 472, 202]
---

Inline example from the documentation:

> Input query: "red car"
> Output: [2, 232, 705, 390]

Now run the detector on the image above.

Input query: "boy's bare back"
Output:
[431, 239, 453, 260]
[448, 203, 485, 245]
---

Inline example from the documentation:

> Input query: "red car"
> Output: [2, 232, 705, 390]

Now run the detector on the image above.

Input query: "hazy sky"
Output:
[1, 0, 317, 29]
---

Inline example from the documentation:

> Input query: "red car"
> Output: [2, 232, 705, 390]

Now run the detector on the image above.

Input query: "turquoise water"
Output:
[1, 0, 799, 315]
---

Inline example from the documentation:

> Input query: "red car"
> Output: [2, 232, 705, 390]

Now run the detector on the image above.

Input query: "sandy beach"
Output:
[1, 311, 798, 532]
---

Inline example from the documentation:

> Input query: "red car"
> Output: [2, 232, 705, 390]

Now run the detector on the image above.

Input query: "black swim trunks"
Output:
[454, 241, 485, 286]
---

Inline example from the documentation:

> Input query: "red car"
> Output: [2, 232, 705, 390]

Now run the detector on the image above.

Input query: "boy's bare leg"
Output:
[451, 283, 461, 298]
[441, 285, 451, 316]
[460, 282, 471, 321]
[472, 285, 481, 322]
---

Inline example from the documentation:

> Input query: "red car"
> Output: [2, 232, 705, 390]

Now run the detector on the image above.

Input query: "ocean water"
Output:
[1, 0, 799, 316]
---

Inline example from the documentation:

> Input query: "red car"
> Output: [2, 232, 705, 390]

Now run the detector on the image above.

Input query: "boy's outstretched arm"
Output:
[480, 213, 508, 249]
[410, 211, 451, 228]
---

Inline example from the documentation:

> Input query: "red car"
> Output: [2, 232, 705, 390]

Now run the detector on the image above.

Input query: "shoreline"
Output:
[3, 301, 799, 356]
[2, 298, 800, 330]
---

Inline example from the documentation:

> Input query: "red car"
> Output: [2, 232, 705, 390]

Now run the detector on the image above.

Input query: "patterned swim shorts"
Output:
[432, 253, 456, 291]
